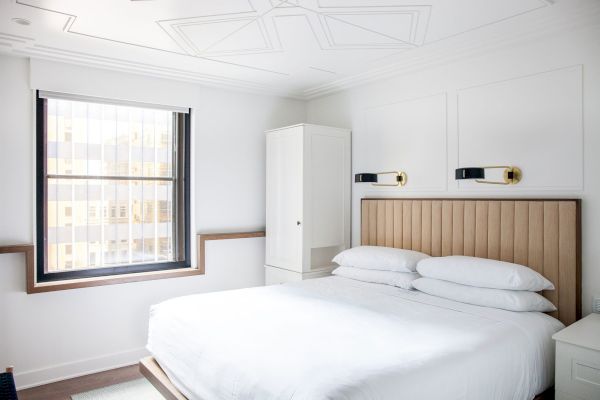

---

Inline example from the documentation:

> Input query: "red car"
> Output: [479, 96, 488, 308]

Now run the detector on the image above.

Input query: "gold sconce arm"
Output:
[475, 166, 522, 185]
[372, 171, 408, 187]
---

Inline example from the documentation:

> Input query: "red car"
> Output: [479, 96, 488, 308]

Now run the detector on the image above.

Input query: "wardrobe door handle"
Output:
[296, 221, 301, 226]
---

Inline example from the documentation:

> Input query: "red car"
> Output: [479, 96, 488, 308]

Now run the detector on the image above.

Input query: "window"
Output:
[36, 91, 191, 282]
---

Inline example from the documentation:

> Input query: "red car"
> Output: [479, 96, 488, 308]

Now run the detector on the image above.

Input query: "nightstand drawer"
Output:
[555, 342, 600, 400]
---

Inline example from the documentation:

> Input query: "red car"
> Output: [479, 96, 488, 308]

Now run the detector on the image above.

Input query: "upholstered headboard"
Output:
[360, 199, 581, 326]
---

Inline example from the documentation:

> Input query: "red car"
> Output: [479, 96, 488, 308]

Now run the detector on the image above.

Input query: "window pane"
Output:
[45, 97, 179, 274]
[47, 177, 175, 272]
[46, 99, 174, 179]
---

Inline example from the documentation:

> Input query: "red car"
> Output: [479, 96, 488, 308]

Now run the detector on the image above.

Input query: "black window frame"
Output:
[35, 91, 191, 282]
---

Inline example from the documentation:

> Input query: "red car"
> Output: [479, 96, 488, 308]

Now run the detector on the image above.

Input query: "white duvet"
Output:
[147, 276, 564, 400]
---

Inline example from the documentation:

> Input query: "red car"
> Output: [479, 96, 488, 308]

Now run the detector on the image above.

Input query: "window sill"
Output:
[27, 267, 203, 294]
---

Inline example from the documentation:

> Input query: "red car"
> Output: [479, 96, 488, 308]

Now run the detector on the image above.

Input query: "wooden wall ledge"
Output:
[197, 231, 265, 274]
[0, 232, 265, 293]
[0, 244, 34, 255]
[0, 244, 35, 290]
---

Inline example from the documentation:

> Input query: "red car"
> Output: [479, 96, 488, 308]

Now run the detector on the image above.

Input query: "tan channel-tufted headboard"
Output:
[360, 198, 581, 326]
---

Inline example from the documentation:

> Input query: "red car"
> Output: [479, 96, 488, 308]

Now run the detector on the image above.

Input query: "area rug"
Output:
[71, 378, 164, 400]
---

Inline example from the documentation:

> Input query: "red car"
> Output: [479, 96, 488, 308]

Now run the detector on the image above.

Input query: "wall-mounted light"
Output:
[455, 166, 522, 185]
[355, 171, 407, 187]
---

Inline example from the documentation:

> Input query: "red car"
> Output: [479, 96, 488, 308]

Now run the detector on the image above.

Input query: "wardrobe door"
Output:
[304, 125, 352, 271]
[265, 127, 303, 271]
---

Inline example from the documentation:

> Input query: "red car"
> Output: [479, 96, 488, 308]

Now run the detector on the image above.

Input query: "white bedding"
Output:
[147, 276, 564, 400]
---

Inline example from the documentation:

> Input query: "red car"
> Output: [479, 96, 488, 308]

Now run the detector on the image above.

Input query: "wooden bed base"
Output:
[140, 357, 187, 400]
[139, 356, 553, 400]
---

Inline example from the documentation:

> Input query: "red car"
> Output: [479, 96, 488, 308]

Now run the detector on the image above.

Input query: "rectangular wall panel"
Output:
[457, 66, 583, 191]
[364, 94, 447, 191]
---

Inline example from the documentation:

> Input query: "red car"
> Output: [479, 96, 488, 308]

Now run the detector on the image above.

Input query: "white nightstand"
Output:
[553, 313, 600, 400]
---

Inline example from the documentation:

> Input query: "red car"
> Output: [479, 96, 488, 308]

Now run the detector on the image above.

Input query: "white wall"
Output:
[307, 23, 600, 316]
[0, 54, 306, 389]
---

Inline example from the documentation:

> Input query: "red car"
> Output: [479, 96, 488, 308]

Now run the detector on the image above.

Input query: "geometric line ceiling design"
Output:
[158, 4, 431, 57]
[0, 0, 574, 98]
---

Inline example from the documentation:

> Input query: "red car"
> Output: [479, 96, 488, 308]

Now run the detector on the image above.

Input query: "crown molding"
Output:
[302, 0, 600, 99]
[0, 41, 306, 100]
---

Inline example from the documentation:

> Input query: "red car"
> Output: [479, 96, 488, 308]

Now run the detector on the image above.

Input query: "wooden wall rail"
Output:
[197, 231, 266, 274]
[0, 244, 34, 291]
[0, 231, 265, 293]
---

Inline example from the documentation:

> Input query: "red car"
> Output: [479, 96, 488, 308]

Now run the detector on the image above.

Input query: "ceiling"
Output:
[0, 0, 596, 98]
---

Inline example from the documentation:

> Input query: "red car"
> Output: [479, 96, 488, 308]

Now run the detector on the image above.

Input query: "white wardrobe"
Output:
[265, 124, 351, 285]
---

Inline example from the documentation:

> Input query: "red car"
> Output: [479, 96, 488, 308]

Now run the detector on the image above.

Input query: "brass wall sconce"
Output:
[455, 166, 522, 185]
[355, 171, 407, 187]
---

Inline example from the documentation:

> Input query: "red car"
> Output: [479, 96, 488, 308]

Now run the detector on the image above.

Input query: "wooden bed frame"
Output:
[140, 198, 581, 400]
[139, 356, 554, 400]
[140, 357, 186, 400]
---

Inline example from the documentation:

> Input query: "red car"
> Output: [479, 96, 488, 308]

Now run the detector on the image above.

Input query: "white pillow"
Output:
[412, 278, 556, 312]
[416, 256, 554, 291]
[332, 266, 419, 290]
[332, 246, 430, 273]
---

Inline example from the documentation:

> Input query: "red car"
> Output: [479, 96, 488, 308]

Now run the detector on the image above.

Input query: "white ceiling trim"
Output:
[0, 0, 597, 100]
[0, 41, 299, 98]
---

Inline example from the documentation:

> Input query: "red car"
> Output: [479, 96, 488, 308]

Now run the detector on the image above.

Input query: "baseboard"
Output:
[14, 347, 150, 390]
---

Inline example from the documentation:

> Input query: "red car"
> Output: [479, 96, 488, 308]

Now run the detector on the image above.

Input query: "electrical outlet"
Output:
[593, 295, 600, 313]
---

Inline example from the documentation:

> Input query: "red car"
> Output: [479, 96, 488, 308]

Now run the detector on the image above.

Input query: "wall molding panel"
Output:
[456, 65, 583, 192]
[361, 93, 448, 192]
[349, 65, 584, 197]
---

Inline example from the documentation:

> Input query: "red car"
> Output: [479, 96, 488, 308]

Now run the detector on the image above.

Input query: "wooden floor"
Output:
[17, 365, 144, 400]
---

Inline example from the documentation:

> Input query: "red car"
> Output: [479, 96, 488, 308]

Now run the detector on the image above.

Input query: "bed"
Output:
[141, 198, 581, 400]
